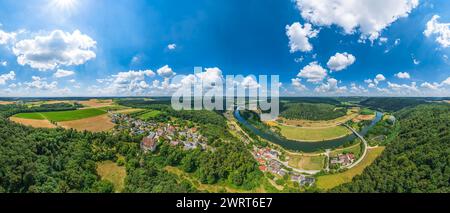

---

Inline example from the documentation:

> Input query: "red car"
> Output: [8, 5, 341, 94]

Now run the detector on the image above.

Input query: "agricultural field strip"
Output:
[13, 108, 108, 122]
[278, 108, 360, 129]
[278, 125, 352, 142]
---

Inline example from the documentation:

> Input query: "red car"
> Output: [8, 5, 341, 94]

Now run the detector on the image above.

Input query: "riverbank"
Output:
[233, 109, 383, 152]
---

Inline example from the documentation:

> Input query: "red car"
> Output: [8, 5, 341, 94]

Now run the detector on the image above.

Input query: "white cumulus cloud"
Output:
[294, 0, 419, 41]
[314, 78, 347, 93]
[424, 15, 450, 48]
[291, 78, 308, 91]
[0, 29, 16, 45]
[95, 69, 155, 95]
[286, 22, 319, 52]
[395, 72, 411, 79]
[0, 71, 15, 85]
[327, 52, 356, 71]
[53, 69, 75, 78]
[375, 74, 386, 84]
[387, 82, 419, 94]
[241, 76, 260, 89]
[13, 30, 96, 71]
[441, 77, 450, 86]
[168, 43, 177, 50]
[157, 65, 176, 78]
[297, 62, 328, 83]
[24, 76, 57, 90]
[420, 82, 440, 90]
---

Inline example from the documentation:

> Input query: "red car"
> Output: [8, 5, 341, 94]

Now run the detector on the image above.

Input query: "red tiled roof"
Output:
[142, 137, 156, 147]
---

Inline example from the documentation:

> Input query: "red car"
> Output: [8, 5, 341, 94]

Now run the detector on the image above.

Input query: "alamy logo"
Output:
[171, 67, 280, 121]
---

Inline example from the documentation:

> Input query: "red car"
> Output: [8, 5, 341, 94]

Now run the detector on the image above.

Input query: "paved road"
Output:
[342, 124, 368, 169]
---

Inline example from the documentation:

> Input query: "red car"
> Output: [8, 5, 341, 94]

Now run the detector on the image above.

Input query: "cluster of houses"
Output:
[330, 153, 356, 167]
[111, 113, 157, 135]
[111, 112, 208, 153]
[253, 148, 282, 173]
[253, 147, 315, 187]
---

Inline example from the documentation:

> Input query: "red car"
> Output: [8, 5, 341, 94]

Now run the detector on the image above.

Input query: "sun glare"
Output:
[51, 0, 78, 10]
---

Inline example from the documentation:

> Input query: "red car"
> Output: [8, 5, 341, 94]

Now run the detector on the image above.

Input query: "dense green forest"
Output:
[280, 103, 347, 121]
[281, 97, 342, 105]
[360, 97, 426, 112]
[0, 102, 261, 192]
[333, 104, 450, 192]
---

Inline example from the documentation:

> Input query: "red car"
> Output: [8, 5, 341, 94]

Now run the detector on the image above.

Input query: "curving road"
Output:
[342, 124, 368, 169]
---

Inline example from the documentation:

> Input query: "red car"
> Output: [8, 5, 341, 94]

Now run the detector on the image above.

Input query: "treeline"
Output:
[281, 97, 342, 105]
[280, 103, 347, 121]
[333, 104, 450, 192]
[116, 98, 172, 107]
[0, 103, 81, 118]
[360, 97, 426, 112]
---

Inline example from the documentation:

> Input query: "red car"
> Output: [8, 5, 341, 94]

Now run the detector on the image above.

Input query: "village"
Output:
[110, 112, 209, 153]
[252, 147, 315, 187]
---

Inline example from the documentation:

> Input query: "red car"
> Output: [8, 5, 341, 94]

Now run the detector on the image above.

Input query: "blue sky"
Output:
[0, 0, 450, 97]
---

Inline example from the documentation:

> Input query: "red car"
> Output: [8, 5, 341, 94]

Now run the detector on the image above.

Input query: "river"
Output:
[234, 110, 384, 152]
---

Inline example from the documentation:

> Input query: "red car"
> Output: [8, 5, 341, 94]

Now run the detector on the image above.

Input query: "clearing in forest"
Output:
[96, 161, 126, 192]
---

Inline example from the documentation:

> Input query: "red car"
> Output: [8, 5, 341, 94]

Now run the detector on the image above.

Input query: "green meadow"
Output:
[14, 112, 46, 120]
[14, 108, 107, 122]
[278, 124, 352, 142]
[138, 110, 162, 120]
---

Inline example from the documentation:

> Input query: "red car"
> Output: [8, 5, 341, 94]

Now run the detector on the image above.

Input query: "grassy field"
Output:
[96, 105, 130, 111]
[14, 108, 107, 122]
[278, 124, 352, 142]
[138, 110, 162, 120]
[330, 142, 362, 157]
[360, 108, 375, 115]
[116, 108, 145, 115]
[14, 112, 46, 120]
[288, 154, 325, 170]
[96, 161, 126, 193]
[316, 147, 385, 190]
